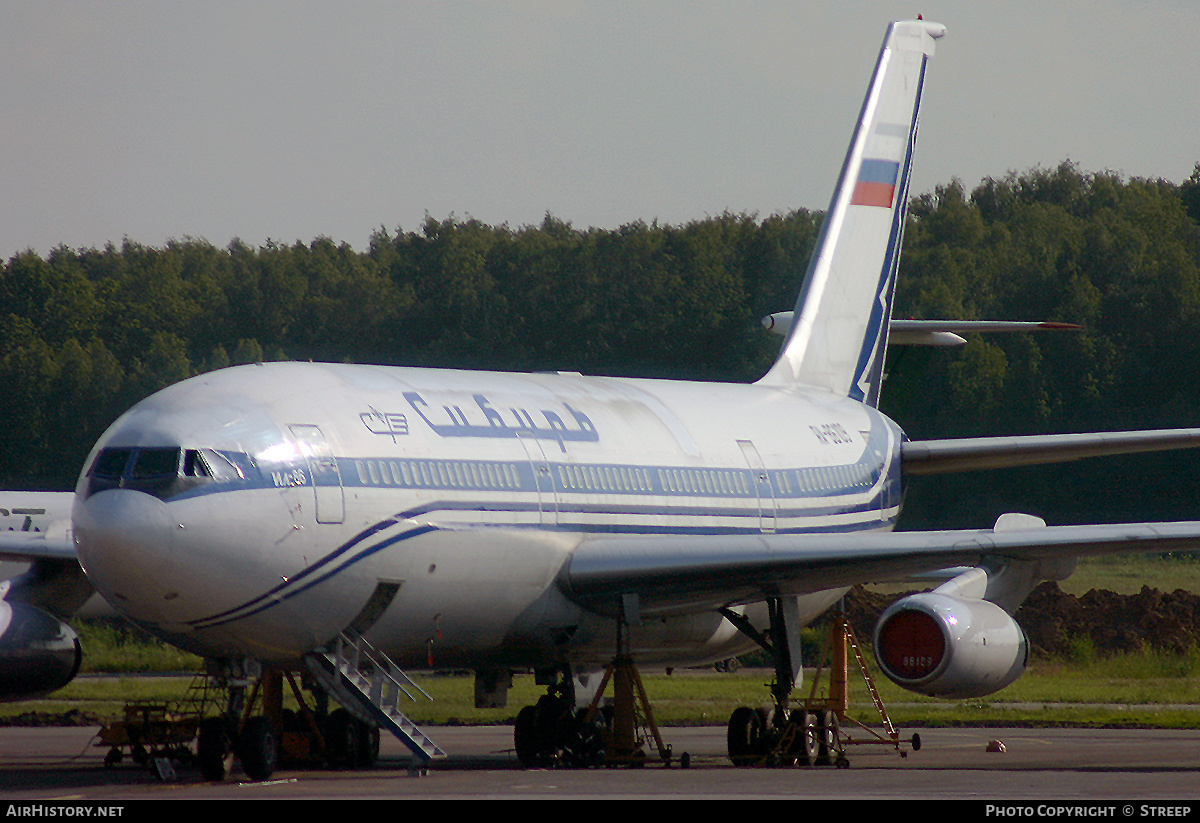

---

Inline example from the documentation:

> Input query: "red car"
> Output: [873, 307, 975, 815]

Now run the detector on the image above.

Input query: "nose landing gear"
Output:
[193, 659, 381, 782]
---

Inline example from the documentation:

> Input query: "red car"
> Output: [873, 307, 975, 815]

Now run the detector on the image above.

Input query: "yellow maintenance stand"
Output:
[724, 598, 920, 769]
[796, 607, 921, 765]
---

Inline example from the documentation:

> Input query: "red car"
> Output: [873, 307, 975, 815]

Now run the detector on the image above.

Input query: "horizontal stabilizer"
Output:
[0, 531, 76, 562]
[761, 312, 1082, 347]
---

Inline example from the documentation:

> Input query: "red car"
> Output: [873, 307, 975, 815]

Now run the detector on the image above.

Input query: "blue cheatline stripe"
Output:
[182, 453, 902, 630]
[176, 423, 901, 628]
[184, 504, 902, 630]
[186, 523, 442, 629]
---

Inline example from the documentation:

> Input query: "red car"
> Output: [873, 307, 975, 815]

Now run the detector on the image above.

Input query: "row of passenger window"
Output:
[355, 459, 522, 491]
[658, 468, 752, 497]
[655, 465, 876, 498]
[560, 464, 654, 494]
[352, 457, 878, 498]
[778, 463, 878, 495]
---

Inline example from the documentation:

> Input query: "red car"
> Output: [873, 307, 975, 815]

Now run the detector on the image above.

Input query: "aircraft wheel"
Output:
[815, 709, 839, 766]
[515, 696, 584, 767]
[534, 694, 571, 760]
[796, 710, 820, 767]
[357, 722, 381, 767]
[197, 717, 232, 782]
[566, 708, 605, 768]
[727, 706, 764, 766]
[325, 708, 362, 767]
[514, 705, 539, 766]
[238, 716, 278, 782]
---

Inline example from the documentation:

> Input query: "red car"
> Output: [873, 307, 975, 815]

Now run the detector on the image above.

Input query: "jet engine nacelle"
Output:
[0, 600, 83, 702]
[872, 592, 1028, 699]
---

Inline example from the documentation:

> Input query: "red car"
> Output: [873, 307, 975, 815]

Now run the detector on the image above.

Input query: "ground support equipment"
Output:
[577, 653, 688, 769]
[801, 609, 921, 763]
[97, 674, 220, 780]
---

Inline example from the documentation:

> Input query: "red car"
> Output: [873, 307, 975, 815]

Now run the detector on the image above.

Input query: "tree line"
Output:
[4, 161, 1200, 531]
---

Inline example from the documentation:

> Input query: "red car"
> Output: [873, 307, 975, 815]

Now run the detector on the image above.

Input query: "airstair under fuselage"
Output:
[304, 632, 446, 765]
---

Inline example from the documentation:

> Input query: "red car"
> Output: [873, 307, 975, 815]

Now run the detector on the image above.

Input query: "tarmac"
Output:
[2, 724, 1200, 802]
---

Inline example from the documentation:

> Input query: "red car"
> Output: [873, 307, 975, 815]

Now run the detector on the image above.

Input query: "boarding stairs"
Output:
[304, 631, 446, 764]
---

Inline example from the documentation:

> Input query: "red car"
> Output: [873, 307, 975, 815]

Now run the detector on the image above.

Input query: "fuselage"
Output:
[73, 361, 904, 670]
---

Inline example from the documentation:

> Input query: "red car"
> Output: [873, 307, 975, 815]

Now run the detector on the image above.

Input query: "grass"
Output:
[73, 619, 203, 674]
[8, 656, 1200, 730]
[1058, 553, 1200, 596]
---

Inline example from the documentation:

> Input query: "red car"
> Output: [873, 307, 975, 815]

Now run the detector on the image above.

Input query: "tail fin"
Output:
[758, 19, 944, 406]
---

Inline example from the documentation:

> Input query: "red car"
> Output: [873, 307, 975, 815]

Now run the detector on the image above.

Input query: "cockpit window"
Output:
[197, 449, 245, 481]
[91, 448, 133, 479]
[130, 448, 182, 479]
[86, 446, 246, 501]
[183, 449, 211, 478]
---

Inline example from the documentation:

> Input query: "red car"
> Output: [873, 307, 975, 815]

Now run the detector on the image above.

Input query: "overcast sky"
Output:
[4, 2, 1198, 261]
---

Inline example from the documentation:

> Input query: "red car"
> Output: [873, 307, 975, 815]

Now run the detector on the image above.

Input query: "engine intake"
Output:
[0, 601, 83, 702]
[873, 592, 1028, 699]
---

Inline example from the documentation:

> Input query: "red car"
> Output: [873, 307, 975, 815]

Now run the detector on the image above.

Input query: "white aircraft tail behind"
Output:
[759, 19, 945, 406]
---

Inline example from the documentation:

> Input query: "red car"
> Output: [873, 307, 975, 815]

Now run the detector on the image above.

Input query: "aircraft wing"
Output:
[0, 491, 90, 618]
[563, 429, 1200, 617]
[560, 520, 1200, 617]
[902, 429, 1200, 474]
[0, 529, 76, 562]
[0, 491, 76, 562]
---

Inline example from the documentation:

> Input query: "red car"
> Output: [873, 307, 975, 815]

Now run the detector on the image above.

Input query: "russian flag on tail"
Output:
[851, 159, 901, 208]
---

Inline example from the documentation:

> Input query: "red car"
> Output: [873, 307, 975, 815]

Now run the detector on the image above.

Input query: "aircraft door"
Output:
[516, 432, 558, 525]
[737, 439, 776, 533]
[289, 424, 345, 525]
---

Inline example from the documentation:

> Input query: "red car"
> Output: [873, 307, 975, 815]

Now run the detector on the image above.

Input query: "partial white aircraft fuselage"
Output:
[74, 361, 900, 669]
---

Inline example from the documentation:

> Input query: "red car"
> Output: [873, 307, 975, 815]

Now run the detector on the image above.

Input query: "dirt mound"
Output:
[837, 583, 1200, 659]
[1016, 582, 1200, 657]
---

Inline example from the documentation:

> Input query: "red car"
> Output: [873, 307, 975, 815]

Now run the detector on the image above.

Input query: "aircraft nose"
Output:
[74, 489, 181, 623]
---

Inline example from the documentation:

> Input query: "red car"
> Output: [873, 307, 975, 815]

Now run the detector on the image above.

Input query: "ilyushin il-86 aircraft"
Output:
[5, 18, 1200, 779]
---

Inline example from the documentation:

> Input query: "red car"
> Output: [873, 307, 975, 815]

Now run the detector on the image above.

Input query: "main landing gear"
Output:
[722, 597, 920, 768]
[720, 596, 846, 768]
[512, 597, 918, 770]
[514, 668, 607, 768]
[725, 702, 843, 768]
[515, 617, 684, 769]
